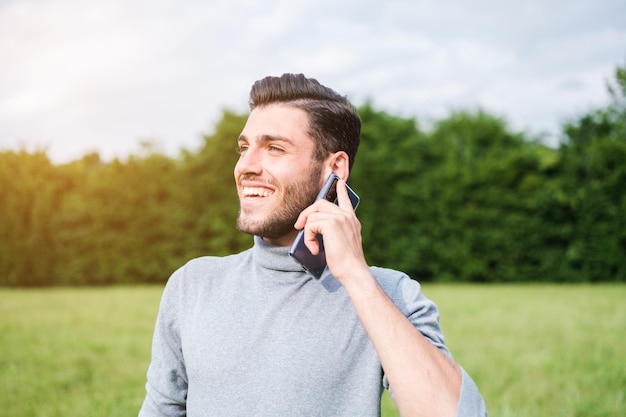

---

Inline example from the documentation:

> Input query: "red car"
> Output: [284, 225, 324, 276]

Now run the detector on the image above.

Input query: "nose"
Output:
[234, 146, 262, 177]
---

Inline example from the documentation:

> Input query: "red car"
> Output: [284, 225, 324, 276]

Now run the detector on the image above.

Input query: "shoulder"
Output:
[369, 265, 434, 315]
[370, 266, 450, 354]
[369, 266, 424, 305]
[164, 248, 253, 294]
[182, 249, 252, 277]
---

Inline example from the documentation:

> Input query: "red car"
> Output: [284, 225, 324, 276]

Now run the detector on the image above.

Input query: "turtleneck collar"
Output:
[251, 235, 343, 292]
[252, 235, 305, 273]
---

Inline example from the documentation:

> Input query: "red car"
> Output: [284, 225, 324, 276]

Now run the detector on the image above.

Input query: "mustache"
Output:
[239, 174, 275, 186]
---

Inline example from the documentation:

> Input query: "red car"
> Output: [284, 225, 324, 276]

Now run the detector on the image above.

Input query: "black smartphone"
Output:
[288, 173, 360, 278]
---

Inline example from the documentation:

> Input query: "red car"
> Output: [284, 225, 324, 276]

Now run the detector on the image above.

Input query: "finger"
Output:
[335, 180, 353, 211]
[300, 208, 341, 255]
[293, 207, 311, 230]
[302, 221, 321, 255]
[294, 199, 332, 230]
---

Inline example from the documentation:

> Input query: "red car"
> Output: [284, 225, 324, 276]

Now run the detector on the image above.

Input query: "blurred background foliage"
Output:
[1, 66, 625, 286]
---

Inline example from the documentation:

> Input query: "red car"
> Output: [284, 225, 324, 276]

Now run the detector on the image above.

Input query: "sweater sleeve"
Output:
[139, 268, 188, 417]
[455, 367, 488, 417]
[374, 267, 487, 416]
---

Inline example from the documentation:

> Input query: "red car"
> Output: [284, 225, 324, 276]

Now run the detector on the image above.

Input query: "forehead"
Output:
[240, 104, 312, 143]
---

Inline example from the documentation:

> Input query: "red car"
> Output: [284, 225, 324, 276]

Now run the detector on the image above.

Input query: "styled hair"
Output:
[249, 73, 361, 170]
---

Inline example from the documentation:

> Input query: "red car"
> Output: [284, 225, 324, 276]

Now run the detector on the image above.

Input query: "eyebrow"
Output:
[237, 134, 296, 147]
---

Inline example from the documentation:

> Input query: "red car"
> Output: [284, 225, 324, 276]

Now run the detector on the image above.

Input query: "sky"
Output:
[1, 0, 625, 164]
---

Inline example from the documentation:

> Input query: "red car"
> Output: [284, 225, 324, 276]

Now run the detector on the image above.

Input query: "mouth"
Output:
[242, 186, 275, 199]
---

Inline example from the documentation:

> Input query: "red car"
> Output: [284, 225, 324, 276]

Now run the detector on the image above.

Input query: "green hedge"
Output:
[2, 67, 625, 286]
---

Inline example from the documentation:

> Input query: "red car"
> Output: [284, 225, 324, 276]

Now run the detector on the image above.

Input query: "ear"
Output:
[323, 151, 350, 181]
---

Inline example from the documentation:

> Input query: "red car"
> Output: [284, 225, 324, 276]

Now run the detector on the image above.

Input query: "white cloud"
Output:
[0, 0, 624, 162]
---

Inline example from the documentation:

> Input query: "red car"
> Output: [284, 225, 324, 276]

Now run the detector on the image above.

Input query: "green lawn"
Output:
[1, 284, 624, 416]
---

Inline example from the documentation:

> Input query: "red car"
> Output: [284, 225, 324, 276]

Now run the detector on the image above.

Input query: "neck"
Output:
[260, 230, 299, 247]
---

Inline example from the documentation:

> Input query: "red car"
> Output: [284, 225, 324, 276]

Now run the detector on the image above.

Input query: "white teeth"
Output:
[243, 187, 273, 197]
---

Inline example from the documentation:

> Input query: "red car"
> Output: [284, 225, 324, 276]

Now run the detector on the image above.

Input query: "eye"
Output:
[268, 144, 285, 153]
[237, 144, 248, 155]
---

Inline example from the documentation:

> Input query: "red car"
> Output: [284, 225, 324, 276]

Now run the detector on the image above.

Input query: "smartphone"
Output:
[289, 173, 360, 278]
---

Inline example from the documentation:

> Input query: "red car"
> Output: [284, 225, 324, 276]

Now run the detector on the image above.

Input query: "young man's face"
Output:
[234, 103, 325, 246]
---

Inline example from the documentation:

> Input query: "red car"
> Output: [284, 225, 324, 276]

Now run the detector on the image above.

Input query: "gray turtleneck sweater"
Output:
[139, 236, 486, 417]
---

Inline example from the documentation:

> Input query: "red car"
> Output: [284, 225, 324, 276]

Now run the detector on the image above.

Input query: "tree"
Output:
[409, 110, 553, 282]
[0, 151, 63, 285]
[178, 110, 251, 260]
[553, 64, 626, 281]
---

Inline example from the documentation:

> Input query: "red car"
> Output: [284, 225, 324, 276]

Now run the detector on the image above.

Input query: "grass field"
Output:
[1, 284, 624, 417]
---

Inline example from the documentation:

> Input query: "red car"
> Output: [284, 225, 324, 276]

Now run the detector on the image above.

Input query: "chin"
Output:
[237, 216, 267, 236]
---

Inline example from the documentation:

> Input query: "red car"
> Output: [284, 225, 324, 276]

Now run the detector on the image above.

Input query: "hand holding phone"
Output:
[289, 173, 360, 278]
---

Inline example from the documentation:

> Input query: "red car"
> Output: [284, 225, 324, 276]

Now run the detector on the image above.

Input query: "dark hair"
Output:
[249, 73, 361, 170]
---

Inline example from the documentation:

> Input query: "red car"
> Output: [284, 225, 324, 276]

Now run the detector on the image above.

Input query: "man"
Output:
[139, 73, 486, 417]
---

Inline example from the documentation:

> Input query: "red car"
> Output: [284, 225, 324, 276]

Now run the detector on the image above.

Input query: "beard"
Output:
[236, 163, 323, 239]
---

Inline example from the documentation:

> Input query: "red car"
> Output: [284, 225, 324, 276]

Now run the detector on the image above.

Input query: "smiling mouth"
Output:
[243, 187, 274, 198]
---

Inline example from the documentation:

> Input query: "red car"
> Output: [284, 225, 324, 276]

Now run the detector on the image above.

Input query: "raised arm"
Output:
[294, 179, 485, 417]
